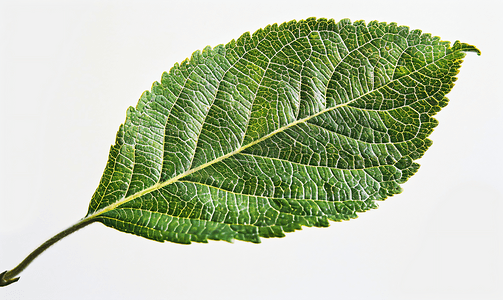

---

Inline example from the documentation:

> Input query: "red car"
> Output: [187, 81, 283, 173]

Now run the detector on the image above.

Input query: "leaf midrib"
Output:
[87, 100, 348, 220]
[85, 44, 455, 223]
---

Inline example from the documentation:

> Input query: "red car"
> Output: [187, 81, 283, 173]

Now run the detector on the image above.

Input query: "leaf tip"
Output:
[453, 40, 481, 56]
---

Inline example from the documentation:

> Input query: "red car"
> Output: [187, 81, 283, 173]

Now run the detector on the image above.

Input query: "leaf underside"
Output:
[85, 18, 479, 244]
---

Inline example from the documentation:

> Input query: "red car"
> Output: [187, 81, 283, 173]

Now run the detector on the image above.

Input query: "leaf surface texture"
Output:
[85, 18, 480, 244]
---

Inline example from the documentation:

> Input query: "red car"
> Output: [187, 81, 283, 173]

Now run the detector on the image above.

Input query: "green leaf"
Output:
[85, 18, 480, 244]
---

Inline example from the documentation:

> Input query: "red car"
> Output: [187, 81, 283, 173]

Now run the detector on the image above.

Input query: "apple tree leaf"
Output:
[84, 18, 480, 244]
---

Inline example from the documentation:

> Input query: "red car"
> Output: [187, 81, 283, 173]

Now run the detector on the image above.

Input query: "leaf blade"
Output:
[85, 18, 479, 244]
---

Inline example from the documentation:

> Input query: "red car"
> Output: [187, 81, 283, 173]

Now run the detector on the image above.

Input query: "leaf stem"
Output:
[0, 218, 96, 287]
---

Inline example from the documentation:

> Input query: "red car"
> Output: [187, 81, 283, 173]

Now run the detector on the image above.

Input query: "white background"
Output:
[0, 0, 501, 299]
